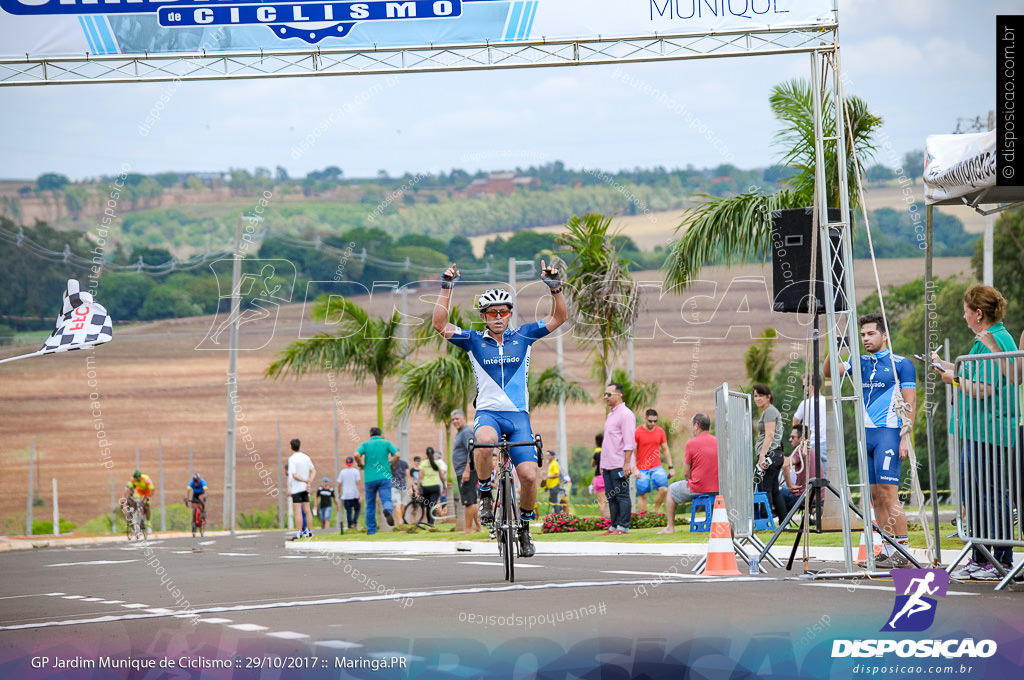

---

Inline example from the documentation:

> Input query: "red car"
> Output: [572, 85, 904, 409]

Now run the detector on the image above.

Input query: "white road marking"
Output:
[802, 582, 978, 596]
[457, 561, 543, 568]
[601, 570, 701, 579]
[79, 598, 104, 602]
[228, 623, 268, 632]
[233, 534, 260, 540]
[100, 600, 124, 604]
[280, 555, 307, 559]
[120, 604, 149, 609]
[198, 618, 233, 624]
[267, 631, 309, 640]
[198, 540, 216, 546]
[61, 595, 85, 599]
[356, 557, 421, 561]
[217, 553, 258, 557]
[316, 641, 363, 650]
[145, 608, 175, 615]
[48, 560, 140, 568]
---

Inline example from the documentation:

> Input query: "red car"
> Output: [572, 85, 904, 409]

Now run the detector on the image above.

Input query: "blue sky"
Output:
[0, 0, 1017, 182]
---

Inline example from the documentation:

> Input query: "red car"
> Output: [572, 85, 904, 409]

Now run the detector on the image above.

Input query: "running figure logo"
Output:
[882, 568, 949, 632]
[197, 259, 296, 351]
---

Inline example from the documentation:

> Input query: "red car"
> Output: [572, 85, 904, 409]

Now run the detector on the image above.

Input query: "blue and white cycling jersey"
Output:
[447, 320, 550, 412]
[843, 349, 916, 429]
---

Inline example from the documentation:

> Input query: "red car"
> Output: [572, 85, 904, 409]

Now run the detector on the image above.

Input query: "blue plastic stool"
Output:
[689, 494, 715, 532]
[753, 491, 776, 531]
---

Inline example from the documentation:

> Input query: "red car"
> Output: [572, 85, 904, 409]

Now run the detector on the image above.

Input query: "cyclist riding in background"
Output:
[187, 473, 207, 515]
[432, 260, 567, 558]
[126, 469, 154, 522]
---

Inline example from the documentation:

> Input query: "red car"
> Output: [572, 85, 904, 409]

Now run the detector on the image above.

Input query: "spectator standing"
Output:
[752, 383, 786, 524]
[391, 455, 410, 525]
[633, 408, 673, 514]
[451, 409, 480, 533]
[541, 450, 565, 507]
[933, 285, 1018, 580]
[590, 433, 608, 519]
[419, 447, 444, 526]
[287, 438, 315, 539]
[659, 412, 718, 534]
[601, 383, 636, 535]
[316, 477, 335, 529]
[336, 457, 362, 532]
[793, 373, 829, 469]
[355, 427, 398, 535]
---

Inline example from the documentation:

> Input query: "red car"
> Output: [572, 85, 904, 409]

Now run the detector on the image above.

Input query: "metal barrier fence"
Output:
[715, 383, 754, 539]
[949, 349, 1024, 590]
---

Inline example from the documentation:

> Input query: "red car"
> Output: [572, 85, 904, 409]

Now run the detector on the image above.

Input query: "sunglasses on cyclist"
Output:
[484, 308, 511, 319]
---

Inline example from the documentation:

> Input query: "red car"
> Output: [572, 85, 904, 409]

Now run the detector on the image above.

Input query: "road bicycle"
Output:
[403, 493, 447, 527]
[120, 496, 148, 541]
[469, 434, 543, 583]
[185, 497, 206, 537]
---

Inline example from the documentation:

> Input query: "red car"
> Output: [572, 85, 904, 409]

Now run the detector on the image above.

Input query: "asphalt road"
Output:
[1, 532, 1021, 679]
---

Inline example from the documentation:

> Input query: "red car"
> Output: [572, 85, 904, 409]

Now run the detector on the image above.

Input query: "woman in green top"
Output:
[753, 383, 786, 522]
[931, 285, 1019, 580]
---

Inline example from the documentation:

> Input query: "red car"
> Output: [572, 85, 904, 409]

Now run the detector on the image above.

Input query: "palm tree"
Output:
[556, 213, 642, 386]
[608, 368, 659, 415]
[529, 366, 593, 410]
[265, 296, 410, 429]
[663, 78, 882, 289]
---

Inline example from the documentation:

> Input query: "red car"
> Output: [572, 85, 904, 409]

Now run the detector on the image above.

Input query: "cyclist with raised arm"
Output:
[187, 473, 207, 518]
[126, 469, 154, 524]
[432, 261, 567, 558]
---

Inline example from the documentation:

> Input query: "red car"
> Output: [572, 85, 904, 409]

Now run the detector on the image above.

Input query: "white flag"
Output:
[39, 279, 113, 354]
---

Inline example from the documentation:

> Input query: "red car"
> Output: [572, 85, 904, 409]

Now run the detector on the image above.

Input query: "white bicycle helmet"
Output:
[476, 288, 514, 311]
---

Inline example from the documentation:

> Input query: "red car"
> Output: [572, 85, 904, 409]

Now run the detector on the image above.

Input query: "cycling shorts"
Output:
[473, 410, 537, 467]
[866, 427, 902, 486]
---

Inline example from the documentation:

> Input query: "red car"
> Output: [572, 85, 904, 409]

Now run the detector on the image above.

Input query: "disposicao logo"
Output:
[883, 568, 948, 632]
[831, 568, 998, 660]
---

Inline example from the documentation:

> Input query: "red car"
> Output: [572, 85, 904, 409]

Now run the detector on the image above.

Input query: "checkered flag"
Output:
[0, 279, 112, 365]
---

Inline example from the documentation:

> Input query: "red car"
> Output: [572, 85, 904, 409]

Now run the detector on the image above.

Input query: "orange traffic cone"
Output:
[702, 494, 742, 576]
[856, 507, 883, 563]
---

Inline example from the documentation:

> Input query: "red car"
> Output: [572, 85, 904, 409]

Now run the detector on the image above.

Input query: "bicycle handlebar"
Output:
[470, 441, 538, 449]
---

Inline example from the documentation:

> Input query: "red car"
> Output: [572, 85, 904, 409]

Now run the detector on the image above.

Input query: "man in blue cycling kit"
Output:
[825, 312, 916, 568]
[432, 261, 567, 558]
[187, 473, 208, 516]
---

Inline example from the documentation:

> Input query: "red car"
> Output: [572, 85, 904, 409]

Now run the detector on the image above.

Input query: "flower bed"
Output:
[541, 511, 667, 533]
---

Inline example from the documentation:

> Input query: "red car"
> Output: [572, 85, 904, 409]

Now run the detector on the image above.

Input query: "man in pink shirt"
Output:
[601, 383, 636, 535]
[659, 412, 718, 534]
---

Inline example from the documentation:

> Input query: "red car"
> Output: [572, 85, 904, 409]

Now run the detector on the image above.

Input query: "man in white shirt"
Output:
[793, 373, 828, 470]
[287, 438, 315, 539]
[336, 456, 363, 533]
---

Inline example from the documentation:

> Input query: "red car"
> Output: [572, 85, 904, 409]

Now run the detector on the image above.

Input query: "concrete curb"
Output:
[0, 529, 261, 552]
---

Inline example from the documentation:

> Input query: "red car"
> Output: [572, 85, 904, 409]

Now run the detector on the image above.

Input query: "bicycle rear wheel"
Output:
[500, 475, 516, 583]
[404, 502, 425, 525]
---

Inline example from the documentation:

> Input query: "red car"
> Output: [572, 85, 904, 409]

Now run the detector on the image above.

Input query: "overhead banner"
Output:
[923, 130, 997, 205]
[0, 0, 835, 60]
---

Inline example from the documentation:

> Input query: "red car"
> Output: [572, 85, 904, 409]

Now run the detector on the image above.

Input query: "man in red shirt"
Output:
[658, 412, 718, 534]
[633, 409, 673, 514]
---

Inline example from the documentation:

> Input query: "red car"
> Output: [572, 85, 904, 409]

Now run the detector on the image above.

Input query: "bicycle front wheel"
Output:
[501, 477, 516, 583]
[404, 503, 424, 525]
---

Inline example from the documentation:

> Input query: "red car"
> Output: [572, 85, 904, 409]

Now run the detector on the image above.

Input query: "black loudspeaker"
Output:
[771, 207, 849, 314]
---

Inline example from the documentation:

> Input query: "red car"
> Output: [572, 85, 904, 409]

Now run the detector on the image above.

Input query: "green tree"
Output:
[556, 213, 641, 386]
[663, 79, 882, 288]
[744, 327, 779, 388]
[608, 368, 659, 415]
[972, 206, 1024, 325]
[37, 173, 69, 192]
[265, 297, 411, 428]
